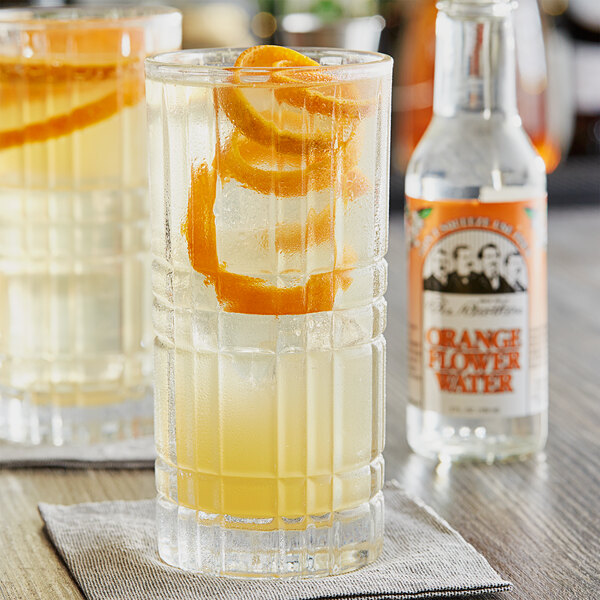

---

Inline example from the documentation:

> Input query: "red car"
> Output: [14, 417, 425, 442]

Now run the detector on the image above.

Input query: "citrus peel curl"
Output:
[219, 131, 332, 197]
[0, 78, 144, 151]
[271, 59, 375, 120]
[215, 45, 367, 155]
[219, 131, 365, 199]
[185, 160, 354, 315]
[183, 46, 374, 315]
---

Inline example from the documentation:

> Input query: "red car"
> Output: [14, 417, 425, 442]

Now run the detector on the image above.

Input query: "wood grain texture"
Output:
[385, 208, 600, 600]
[0, 209, 598, 600]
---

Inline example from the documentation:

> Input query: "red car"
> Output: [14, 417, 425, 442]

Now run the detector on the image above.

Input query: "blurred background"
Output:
[2, 0, 599, 209]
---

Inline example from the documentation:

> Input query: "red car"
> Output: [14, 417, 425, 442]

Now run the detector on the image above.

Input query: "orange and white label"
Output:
[406, 196, 548, 418]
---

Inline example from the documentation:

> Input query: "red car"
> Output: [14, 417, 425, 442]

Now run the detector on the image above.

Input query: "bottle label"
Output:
[406, 196, 548, 418]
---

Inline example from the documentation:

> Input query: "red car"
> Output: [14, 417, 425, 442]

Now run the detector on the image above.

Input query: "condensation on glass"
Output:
[146, 47, 392, 577]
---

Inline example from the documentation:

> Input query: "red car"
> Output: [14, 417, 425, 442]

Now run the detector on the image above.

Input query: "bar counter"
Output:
[1, 207, 598, 600]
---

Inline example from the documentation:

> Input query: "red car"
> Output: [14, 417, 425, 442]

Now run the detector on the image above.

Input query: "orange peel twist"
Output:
[185, 160, 353, 315]
[0, 61, 144, 150]
[184, 46, 372, 315]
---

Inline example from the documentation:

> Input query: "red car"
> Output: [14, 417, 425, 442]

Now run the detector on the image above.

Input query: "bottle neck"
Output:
[433, 7, 518, 119]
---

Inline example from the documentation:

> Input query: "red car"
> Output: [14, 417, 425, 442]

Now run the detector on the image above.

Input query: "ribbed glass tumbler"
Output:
[0, 7, 181, 446]
[146, 47, 392, 577]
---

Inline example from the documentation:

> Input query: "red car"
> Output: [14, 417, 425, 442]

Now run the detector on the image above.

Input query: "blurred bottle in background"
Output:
[515, 0, 562, 171]
[393, 0, 436, 171]
[394, 0, 569, 173]
[556, 0, 600, 156]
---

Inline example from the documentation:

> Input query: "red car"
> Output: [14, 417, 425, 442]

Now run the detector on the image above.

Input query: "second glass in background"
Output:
[0, 7, 181, 445]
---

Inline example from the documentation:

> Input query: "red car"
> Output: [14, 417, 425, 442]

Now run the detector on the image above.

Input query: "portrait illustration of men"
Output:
[476, 243, 514, 293]
[446, 245, 480, 293]
[505, 252, 527, 291]
[424, 248, 449, 291]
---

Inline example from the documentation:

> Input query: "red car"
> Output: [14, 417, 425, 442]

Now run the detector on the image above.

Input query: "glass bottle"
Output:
[405, 0, 548, 462]
[394, 0, 561, 173]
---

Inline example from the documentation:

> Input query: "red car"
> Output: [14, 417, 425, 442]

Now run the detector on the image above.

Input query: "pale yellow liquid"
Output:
[148, 72, 387, 525]
[155, 336, 385, 520]
[0, 51, 149, 423]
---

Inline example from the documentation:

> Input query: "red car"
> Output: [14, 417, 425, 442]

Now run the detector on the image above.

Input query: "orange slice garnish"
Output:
[0, 59, 141, 85]
[183, 46, 372, 315]
[232, 45, 319, 71]
[0, 27, 147, 149]
[220, 46, 372, 119]
[272, 59, 375, 120]
[219, 131, 366, 198]
[216, 86, 342, 156]
[0, 77, 144, 151]
[219, 131, 331, 196]
[215, 45, 361, 155]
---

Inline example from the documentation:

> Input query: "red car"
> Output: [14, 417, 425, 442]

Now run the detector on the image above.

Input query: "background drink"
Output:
[0, 7, 181, 445]
[147, 47, 392, 577]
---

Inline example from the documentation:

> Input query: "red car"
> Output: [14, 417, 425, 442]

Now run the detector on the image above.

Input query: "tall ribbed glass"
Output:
[146, 47, 392, 577]
[0, 7, 181, 445]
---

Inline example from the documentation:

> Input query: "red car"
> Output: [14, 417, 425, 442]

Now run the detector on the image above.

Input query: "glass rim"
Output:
[146, 47, 393, 84]
[0, 5, 181, 30]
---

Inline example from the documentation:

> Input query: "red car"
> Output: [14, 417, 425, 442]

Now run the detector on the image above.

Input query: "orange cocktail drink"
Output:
[147, 46, 392, 577]
[0, 7, 181, 445]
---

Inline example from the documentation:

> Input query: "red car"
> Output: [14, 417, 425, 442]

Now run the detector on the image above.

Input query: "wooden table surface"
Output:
[1, 209, 599, 600]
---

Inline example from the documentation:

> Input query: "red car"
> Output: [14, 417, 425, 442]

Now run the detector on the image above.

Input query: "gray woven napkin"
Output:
[39, 482, 511, 599]
[0, 436, 155, 469]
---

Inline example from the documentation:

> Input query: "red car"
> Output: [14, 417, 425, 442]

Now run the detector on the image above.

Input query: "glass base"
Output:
[156, 491, 384, 578]
[406, 405, 547, 463]
[0, 384, 153, 446]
